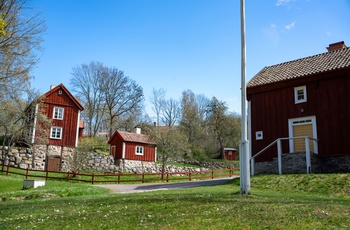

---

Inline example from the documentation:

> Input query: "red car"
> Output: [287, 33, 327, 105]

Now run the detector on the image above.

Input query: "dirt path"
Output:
[95, 177, 237, 194]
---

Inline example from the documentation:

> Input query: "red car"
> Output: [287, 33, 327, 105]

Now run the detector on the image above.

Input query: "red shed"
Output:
[108, 128, 157, 162]
[224, 148, 237, 161]
[247, 42, 350, 173]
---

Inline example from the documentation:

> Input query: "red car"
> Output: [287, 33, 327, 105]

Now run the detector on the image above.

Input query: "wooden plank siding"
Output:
[124, 142, 156, 162]
[248, 70, 350, 162]
[34, 84, 83, 148]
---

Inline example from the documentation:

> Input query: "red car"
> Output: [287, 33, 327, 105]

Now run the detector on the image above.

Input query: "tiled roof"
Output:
[118, 131, 157, 145]
[247, 47, 350, 88]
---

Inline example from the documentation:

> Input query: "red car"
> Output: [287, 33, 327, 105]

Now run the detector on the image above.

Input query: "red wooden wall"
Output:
[124, 142, 156, 162]
[109, 135, 156, 162]
[248, 69, 350, 161]
[36, 86, 81, 147]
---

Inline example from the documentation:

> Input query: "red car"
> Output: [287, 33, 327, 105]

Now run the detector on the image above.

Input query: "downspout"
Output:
[31, 104, 39, 169]
[75, 110, 81, 147]
[122, 142, 126, 171]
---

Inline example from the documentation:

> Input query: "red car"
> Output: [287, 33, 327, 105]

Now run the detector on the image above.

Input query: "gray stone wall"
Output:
[252, 152, 350, 174]
[0, 146, 208, 174]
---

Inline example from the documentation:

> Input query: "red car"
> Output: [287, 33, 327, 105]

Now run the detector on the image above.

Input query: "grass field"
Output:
[1, 173, 350, 229]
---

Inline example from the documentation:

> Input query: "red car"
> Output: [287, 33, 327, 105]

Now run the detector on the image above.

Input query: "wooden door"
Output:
[47, 157, 61, 171]
[293, 123, 314, 152]
[110, 146, 116, 158]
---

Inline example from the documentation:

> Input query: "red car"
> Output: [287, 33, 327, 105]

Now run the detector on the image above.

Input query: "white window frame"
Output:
[294, 86, 307, 104]
[135, 146, 144, 156]
[50, 126, 63, 139]
[256, 131, 263, 140]
[53, 107, 64, 120]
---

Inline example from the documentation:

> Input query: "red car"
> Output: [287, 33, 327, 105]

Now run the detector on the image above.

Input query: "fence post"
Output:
[305, 137, 311, 174]
[211, 170, 214, 179]
[92, 174, 95, 184]
[67, 171, 70, 182]
[142, 173, 145, 183]
[6, 164, 10, 175]
[189, 171, 192, 181]
[117, 173, 120, 184]
[166, 173, 169, 182]
[277, 138, 282, 175]
[25, 168, 29, 179]
[46, 170, 49, 180]
[230, 169, 232, 177]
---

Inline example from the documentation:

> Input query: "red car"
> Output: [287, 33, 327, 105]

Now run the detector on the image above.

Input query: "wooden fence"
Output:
[0, 161, 239, 185]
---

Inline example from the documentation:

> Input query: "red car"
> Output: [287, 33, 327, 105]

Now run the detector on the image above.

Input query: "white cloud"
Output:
[326, 31, 332, 36]
[276, 0, 296, 6]
[270, 24, 277, 29]
[285, 22, 295, 30]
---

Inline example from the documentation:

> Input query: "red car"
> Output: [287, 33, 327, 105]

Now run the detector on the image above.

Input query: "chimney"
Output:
[327, 41, 347, 52]
[134, 127, 141, 134]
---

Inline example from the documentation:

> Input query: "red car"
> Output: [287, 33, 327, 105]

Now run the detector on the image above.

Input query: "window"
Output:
[53, 107, 64, 120]
[136, 146, 144, 156]
[256, 131, 263, 140]
[294, 86, 307, 104]
[50, 127, 62, 139]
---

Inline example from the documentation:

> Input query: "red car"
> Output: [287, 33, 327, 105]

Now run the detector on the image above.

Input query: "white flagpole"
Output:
[240, 0, 251, 195]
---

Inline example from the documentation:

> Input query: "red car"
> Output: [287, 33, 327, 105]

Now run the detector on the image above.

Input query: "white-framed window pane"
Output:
[53, 107, 64, 120]
[50, 127, 63, 139]
[294, 86, 307, 104]
[136, 146, 144, 155]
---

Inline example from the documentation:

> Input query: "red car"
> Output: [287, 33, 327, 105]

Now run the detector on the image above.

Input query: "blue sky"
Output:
[30, 0, 350, 117]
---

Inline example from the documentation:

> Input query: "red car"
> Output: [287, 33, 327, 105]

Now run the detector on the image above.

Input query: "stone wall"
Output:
[252, 152, 350, 174]
[318, 155, 350, 173]
[0, 146, 209, 174]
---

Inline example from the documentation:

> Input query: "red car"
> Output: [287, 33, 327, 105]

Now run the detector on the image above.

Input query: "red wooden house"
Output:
[31, 84, 84, 171]
[247, 41, 350, 173]
[108, 128, 157, 163]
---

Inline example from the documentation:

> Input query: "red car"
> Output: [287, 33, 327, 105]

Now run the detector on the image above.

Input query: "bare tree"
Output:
[206, 97, 228, 159]
[147, 125, 188, 178]
[149, 88, 166, 126]
[160, 98, 181, 127]
[206, 97, 241, 159]
[180, 90, 208, 144]
[100, 67, 144, 137]
[71, 62, 107, 137]
[0, 0, 45, 92]
[0, 85, 50, 158]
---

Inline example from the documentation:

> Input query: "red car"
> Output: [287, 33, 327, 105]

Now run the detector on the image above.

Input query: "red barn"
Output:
[247, 42, 350, 173]
[108, 128, 157, 162]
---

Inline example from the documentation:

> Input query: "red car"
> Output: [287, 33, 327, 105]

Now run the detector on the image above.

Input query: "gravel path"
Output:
[95, 177, 238, 194]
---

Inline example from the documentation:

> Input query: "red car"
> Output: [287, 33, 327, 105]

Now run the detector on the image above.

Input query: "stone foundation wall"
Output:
[317, 155, 350, 173]
[252, 153, 350, 174]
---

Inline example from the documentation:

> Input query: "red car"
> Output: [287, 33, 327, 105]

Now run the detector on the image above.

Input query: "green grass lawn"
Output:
[1, 173, 350, 229]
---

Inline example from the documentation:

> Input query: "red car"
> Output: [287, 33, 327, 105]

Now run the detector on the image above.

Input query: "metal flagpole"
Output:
[240, 0, 251, 195]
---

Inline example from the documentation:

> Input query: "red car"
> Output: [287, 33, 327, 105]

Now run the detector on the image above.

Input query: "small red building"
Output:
[108, 128, 157, 162]
[224, 148, 237, 161]
[247, 41, 350, 173]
